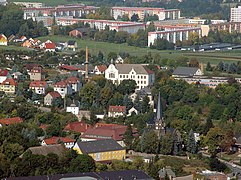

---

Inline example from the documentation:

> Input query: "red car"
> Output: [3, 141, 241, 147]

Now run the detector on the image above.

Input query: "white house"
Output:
[64, 76, 82, 92]
[105, 63, 155, 90]
[66, 100, 80, 115]
[29, 81, 48, 95]
[127, 107, 138, 116]
[108, 105, 126, 118]
[41, 136, 75, 149]
[54, 81, 72, 98]
[0, 69, 8, 83]
[94, 65, 107, 75]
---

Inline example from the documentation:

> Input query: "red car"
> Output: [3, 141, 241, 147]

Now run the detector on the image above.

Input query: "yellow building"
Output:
[73, 139, 126, 162]
[0, 78, 17, 94]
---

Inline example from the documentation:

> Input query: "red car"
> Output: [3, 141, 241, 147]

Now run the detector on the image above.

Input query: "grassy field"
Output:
[8, 0, 81, 6]
[38, 35, 241, 65]
[0, 45, 33, 52]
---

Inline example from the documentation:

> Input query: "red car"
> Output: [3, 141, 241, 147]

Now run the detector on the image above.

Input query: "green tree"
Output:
[141, 130, 159, 154]
[141, 95, 150, 113]
[69, 154, 96, 173]
[123, 124, 134, 149]
[187, 129, 198, 154]
[206, 62, 212, 71]
[117, 80, 136, 95]
[160, 134, 173, 155]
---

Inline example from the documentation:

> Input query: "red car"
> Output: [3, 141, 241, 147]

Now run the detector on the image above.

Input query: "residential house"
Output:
[44, 91, 61, 106]
[67, 40, 77, 51]
[12, 72, 24, 81]
[158, 167, 176, 180]
[21, 144, 67, 157]
[0, 69, 8, 83]
[0, 78, 17, 94]
[44, 42, 56, 52]
[21, 39, 32, 48]
[79, 110, 91, 120]
[0, 34, 8, 46]
[29, 81, 48, 94]
[105, 63, 155, 90]
[59, 64, 80, 73]
[127, 107, 138, 116]
[131, 86, 154, 107]
[66, 100, 80, 115]
[108, 105, 126, 118]
[64, 121, 92, 135]
[73, 139, 126, 161]
[65, 76, 82, 92]
[80, 123, 138, 147]
[115, 55, 124, 64]
[24, 64, 42, 72]
[0, 117, 23, 127]
[54, 81, 72, 98]
[41, 136, 75, 149]
[94, 65, 107, 75]
[172, 67, 203, 77]
[13, 35, 27, 43]
[69, 28, 92, 37]
[29, 67, 44, 81]
[8, 34, 15, 42]
[194, 170, 228, 180]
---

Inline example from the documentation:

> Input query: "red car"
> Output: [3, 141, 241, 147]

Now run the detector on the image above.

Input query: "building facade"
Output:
[111, 7, 180, 21]
[105, 64, 155, 90]
[231, 6, 241, 22]
[148, 27, 202, 45]
[0, 78, 17, 94]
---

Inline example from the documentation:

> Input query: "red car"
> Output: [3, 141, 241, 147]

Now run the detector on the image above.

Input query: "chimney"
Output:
[85, 46, 89, 79]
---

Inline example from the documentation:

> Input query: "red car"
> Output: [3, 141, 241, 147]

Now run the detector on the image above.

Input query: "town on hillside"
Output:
[0, 1, 240, 180]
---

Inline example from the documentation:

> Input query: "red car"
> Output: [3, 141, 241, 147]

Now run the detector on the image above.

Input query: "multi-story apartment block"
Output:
[148, 27, 202, 45]
[231, 6, 241, 22]
[105, 64, 155, 90]
[56, 18, 146, 34]
[29, 67, 44, 81]
[23, 5, 98, 20]
[111, 7, 180, 21]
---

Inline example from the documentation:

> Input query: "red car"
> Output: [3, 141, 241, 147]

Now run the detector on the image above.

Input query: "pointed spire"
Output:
[156, 91, 162, 120]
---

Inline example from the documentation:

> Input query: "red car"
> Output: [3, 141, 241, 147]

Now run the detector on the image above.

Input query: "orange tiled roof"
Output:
[108, 106, 126, 113]
[48, 91, 61, 98]
[64, 121, 92, 133]
[1, 78, 17, 86]
[29, 81, 47, 87]
[0, 117, 23, 125]
[43, 136, 75, 145]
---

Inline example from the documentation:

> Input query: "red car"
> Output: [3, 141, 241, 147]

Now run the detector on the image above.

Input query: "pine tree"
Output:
[203, 117, 214, 135]
[206, 62, 212, 71]
[187, 129, 197, 154]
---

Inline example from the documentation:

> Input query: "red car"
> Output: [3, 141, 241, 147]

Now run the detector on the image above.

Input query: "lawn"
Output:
[0, 45, 33, 52]
[8, 0, 81, 6]
[38, 35, 241, 65]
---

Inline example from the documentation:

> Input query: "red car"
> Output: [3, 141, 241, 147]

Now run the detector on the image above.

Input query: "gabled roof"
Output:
[30, 67, 42, 73]
[29, 81, 47, 87]
[96, 65, 107, 72]
[75, 139, 124, 154]
[54, 81, 68, 88]
[0, 117, 23, 125]
[25, 144, 67, 157]
[115, 64, 154, 75]
[64, 121, 92, 133]
[47, 91, 61, 98]
[45, 42, 56, 49]
[43, 136, 75, 145]
[108, 105, 126, 113]
[60, 65, 80, 71]
[81, 123, 137, 141]
[24, 64, 41, 71]
[67, 40, 76, 45]
[0, 34, 7, 41]
[65, 76, 80, 84]
[0, 69, 8, 76]
[1, 78, 17, 86]
[172, 67, 200, 76]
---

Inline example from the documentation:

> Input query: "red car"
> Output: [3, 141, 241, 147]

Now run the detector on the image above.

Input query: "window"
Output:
[109, 73, 115, 78]
[120, 75, 122, 78]
[144, 76, 146, 79]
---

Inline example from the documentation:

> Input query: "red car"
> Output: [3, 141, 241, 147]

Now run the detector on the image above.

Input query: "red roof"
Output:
[29, 81, 47, 88]
[43, 136, 75, 145]
[65, 76, 80, 84]
[60, 65, 80, 71]
[108, 106, 126, 113]
[0, 117, 23, 125]
[144, 66, 154, 75]
[30, 67, 42, 73]
[81, 123, 137, 141]
[96, 65, 107, 72]
[0, 69, 8, 76]
[1, 78, 17, 86]
[64, 121, 93, 133]
[24, 64, 41, 71]
[54, 81, 68, 88]
[45, 42, 56, 49]
[48, 91, 61, 98]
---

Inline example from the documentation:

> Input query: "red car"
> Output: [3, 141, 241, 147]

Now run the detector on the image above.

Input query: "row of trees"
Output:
[206, 61, 241, 74]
